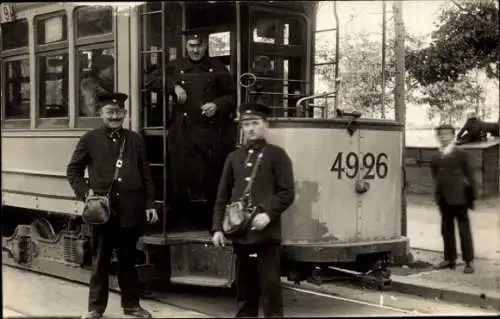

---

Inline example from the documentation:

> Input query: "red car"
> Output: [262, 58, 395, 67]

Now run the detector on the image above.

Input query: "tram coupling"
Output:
[295, 253, 393, 291]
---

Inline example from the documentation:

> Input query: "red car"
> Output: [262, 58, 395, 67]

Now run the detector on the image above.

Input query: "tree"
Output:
[417, 71, 487, 124]
[406, 0, 499, 86]
[315, 30, 421, 118]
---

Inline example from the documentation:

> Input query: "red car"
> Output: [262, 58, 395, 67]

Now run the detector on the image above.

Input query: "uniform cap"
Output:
[182, 27, 211, 42]
[97, 92, 128, 108]
[239, 102, 271, 120]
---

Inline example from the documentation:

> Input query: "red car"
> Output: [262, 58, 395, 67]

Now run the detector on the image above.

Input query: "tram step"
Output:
[170, 275, 232, 288]
[169, 241, 235, 288]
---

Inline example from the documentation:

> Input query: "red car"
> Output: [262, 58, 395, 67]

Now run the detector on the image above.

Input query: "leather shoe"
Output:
[123, 306, 152, 318]
[434, 260, 456, 270]
[81, 311, 102, 319]
[464, 263, 474, 274]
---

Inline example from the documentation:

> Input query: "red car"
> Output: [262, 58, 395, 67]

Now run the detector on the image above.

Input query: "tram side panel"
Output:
[269, 120, 408, 264]
[1, 135, 85, 217]
[357, 126, 402, 240]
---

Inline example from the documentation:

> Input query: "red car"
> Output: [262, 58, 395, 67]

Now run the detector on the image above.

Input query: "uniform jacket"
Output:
[150, 56, 237, 202]
[66, 126, 155, 227]
[430, 146, 477, 206]
[212, 139, 295, 245]
[152, 55, 236, 126]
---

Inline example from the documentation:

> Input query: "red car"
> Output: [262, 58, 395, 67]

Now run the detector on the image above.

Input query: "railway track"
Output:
[3, 262, 422, 317]
[5, 260, 498, 317]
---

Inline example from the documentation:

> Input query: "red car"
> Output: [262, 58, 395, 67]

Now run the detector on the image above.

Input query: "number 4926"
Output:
[331, 152, 388, 179]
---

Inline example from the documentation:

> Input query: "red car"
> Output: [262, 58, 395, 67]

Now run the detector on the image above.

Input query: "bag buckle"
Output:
[116, 159, 123, 168]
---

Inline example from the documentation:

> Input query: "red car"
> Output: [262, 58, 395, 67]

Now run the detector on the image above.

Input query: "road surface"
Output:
[3, 265, 497, 318]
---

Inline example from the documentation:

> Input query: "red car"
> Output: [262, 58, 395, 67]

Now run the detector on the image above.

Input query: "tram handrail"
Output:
[295, 91, 336, 109]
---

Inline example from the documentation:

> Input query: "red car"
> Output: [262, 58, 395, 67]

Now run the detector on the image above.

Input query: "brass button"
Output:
[117, 178, 122, 182]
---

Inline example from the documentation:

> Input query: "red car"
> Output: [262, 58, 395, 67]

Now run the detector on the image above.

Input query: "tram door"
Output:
[139, 1, 238, 287]
[243, 6, 311, 118]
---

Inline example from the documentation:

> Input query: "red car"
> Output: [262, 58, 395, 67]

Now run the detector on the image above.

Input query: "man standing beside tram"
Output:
[212, 102, 295, 317]
[148, 28, 237, 230]
[67, 92, 159, 319]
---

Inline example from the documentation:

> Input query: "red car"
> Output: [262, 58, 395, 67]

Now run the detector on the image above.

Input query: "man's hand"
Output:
[146, 208, 159, 224]
[212, 231, 226, 247]
[174, 85, 187, 104]
[85, 188, 94, 199]
[201, 102, 217, 117]
[251, 213, 271, 231]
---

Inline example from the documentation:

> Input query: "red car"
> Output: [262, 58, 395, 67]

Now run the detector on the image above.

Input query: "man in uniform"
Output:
[212, 102, 295, 317]
[67, 92, 159, 319]
[149, 27, 237, 230]
[431, 124, 476, 274]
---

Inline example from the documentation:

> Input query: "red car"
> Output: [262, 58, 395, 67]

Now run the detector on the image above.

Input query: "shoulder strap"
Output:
[105, 138, 126, 196]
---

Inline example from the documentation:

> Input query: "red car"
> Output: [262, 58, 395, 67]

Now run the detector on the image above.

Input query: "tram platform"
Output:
[389, 194, 500, 311]
[2, 265, 209, 318]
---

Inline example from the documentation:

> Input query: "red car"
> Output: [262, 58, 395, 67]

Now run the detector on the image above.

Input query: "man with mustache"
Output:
[67, 92, 158, 319]
[148, 28, 237, 231]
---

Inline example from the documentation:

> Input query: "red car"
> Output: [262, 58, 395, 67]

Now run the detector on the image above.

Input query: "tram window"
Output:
[1, 19, 28, 51]
[75, 6, 113, 38]
[252, 14, 305, 47]
[77, 47, 115, 117]
[36, 14, 67, 45]
[37, 53, 69, 118]
[141, 10, 163, 51]
[209, 31, 230, 57]
[2, 59, 30, 120]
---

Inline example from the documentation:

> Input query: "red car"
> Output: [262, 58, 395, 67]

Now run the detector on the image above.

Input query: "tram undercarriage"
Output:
[2, 206, 406, 292]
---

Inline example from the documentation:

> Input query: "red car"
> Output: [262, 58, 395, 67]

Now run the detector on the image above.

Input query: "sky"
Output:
[317, 0, 448, 38]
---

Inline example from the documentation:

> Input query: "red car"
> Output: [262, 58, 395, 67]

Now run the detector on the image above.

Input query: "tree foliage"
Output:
[315, 30, 421, 118]
[417, 70, 487, 124]
[406, 0, 499, 86]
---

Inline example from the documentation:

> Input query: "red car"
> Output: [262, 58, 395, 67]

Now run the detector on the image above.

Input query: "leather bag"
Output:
[82, 139, 126, 225]
[222, 149, 264, 235]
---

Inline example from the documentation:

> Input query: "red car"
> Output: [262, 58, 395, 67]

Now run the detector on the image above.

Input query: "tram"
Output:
[1, 1, 408, 289]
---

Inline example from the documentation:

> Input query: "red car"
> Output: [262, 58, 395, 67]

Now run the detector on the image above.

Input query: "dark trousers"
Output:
[88, 221, 140, 313]
[438, 202, 474, 263]
[233, 243, 283, 318]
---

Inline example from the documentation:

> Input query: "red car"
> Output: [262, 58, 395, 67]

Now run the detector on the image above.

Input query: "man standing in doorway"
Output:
[67, 92, 159, 319]
[431, 124, 476, 274]
[212, 102, 295, 317]
[149, 27, 237, 230]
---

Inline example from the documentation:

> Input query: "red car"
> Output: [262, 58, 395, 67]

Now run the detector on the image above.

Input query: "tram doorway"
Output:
[139, 2, 314, 236]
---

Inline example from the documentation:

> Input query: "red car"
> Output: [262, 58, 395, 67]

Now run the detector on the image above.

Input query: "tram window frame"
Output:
[1, 56, 31, 129]
[1, 18, 30, 129]
[34, 11, 70, 128]
[1, 18, 29, 55]
[74, 5, 115, 129]
[247, 8, 310, 117]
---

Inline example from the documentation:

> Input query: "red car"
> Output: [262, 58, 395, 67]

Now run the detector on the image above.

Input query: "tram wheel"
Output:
[31, 217, 57, 240]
